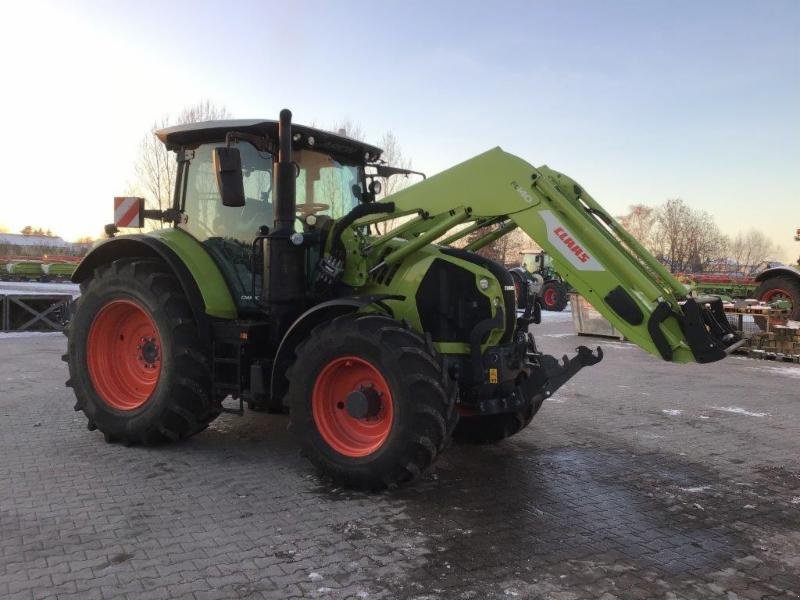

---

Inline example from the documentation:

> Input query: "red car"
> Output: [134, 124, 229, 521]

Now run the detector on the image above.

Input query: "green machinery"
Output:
[44, 262, 78, 281]
[510, 250, 570, 312]
[684, 260, 800, 322]
[0, 260, 76, 281]
[4, 261, 45, 280]
[65, 109, 740, 488]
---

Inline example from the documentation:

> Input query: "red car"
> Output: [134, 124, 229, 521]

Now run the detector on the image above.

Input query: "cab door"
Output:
[178, 141, 274, 311]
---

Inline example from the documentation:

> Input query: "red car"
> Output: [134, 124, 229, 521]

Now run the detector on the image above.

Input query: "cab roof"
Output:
[155, 119, 383, 163]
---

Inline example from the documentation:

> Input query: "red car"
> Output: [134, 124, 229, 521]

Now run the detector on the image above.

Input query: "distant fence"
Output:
[1, 294, 73, 332]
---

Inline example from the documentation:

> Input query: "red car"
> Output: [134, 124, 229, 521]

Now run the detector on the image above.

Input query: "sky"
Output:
[1, 0, 798, 260]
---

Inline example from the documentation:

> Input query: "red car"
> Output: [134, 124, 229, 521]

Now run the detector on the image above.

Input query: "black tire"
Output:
[287, 313, 457, 489]
[754, 276, 800, 330]
[541, 280, 569, 311]
[453, 403, 539, 444]
[65, 258, 219, 445]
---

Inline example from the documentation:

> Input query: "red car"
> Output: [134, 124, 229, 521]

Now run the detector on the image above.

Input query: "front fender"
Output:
[268, 295, 402, 409]
[73, 229, 238, 321]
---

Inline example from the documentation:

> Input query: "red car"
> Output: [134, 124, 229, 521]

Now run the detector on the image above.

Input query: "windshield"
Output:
[295, 150, 360, 219]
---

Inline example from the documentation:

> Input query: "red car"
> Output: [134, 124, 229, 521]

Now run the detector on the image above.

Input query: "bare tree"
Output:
[501, 228, 533, 267]
[452, 223, 526, 267]
[617, 204, 657, 252]
[651, 198, 727, 272]
[652, 198, 691, 271]
[331, 118, 365, 142]
[329, 120, 417, 234]
[377, 131, 414, 196]
[682, 211, 727, 272]
[176, 100, 230, 126]
[729, 229, 781, 273]
[134, 100, 231, 218]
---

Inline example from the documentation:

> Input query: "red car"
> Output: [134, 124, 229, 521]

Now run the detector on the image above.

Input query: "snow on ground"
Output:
[0, 331, 63, 340]
[680, 485, 713, 493]
[539, 307, 573, 322]
[0, 281, 80, 297]
[745, 364, 800, 380]
[712, 406, 769, 418]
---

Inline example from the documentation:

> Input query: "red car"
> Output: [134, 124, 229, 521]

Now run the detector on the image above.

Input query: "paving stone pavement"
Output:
[1, 316, 799, 599]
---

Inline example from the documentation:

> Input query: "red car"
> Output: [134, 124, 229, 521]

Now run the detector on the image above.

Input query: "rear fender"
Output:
[72, 230, 238, 340]
[754, 265, 800, 283]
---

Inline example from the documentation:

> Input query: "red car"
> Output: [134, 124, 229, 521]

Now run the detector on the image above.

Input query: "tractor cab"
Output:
[155, 119, 383, 309]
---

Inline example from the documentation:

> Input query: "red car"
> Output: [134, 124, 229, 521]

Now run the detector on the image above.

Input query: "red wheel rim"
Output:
[311, 356, 394, 457]
[761, 288, 792, 306]
[543, 287, 556, 307]
[87, 299, 162, 411]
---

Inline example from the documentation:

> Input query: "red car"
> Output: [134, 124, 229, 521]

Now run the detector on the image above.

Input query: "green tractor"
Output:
[65, 110, 740, 489]
[510, 250, 570, 312]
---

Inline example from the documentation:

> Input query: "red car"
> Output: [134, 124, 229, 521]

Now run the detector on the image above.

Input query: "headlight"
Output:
[478, 277, 490, 290]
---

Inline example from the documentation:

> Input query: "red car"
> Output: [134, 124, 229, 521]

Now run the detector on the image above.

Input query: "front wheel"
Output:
[287, 314, 457, 489]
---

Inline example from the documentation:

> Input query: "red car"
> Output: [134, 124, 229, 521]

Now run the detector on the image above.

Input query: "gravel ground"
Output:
[0, 315, 798, 599]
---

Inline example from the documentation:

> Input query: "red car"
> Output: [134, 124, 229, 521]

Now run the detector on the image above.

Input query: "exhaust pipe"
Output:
[274, 108, 296, 231]
[263, 109, 305, 341]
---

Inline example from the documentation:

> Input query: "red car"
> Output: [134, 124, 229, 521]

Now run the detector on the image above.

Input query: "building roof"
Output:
[0, 233, 73, 248]
[155, 119, 383, 164]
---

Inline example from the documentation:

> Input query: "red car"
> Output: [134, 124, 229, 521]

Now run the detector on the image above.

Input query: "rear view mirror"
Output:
[213, 147, 246, 207]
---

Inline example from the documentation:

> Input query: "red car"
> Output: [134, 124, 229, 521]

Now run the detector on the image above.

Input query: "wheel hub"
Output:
[138, 337, 160, 367]
[345, 386, 383, 419]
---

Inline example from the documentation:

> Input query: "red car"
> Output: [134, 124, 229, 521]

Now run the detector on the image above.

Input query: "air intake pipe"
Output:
[264, 109, 306, 341]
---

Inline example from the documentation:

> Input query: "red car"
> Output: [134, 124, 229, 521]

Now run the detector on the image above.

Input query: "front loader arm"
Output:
[361, 147, 739, 364]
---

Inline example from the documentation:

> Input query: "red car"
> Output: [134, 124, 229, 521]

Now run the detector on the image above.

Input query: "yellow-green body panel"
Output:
[360, 243, 506, 353]
[137, 229, 237, 319]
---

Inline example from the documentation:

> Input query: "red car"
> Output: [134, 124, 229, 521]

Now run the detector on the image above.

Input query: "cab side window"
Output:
[182, 143, 273, 243]
[180, 142, 274, 309]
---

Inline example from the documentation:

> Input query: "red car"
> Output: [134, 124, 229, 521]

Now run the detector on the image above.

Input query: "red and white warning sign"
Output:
[114, 197, 144, 228]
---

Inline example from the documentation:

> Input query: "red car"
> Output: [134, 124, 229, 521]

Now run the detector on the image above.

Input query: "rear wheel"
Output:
[66, 259, 219, 444]
[754, 276, 800, 330]
[288, 314, 457, 489]
[541, 280, 568, 311]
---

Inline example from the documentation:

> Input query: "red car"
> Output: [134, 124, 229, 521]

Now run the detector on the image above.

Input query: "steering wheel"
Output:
[296, 203, 330, 218]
